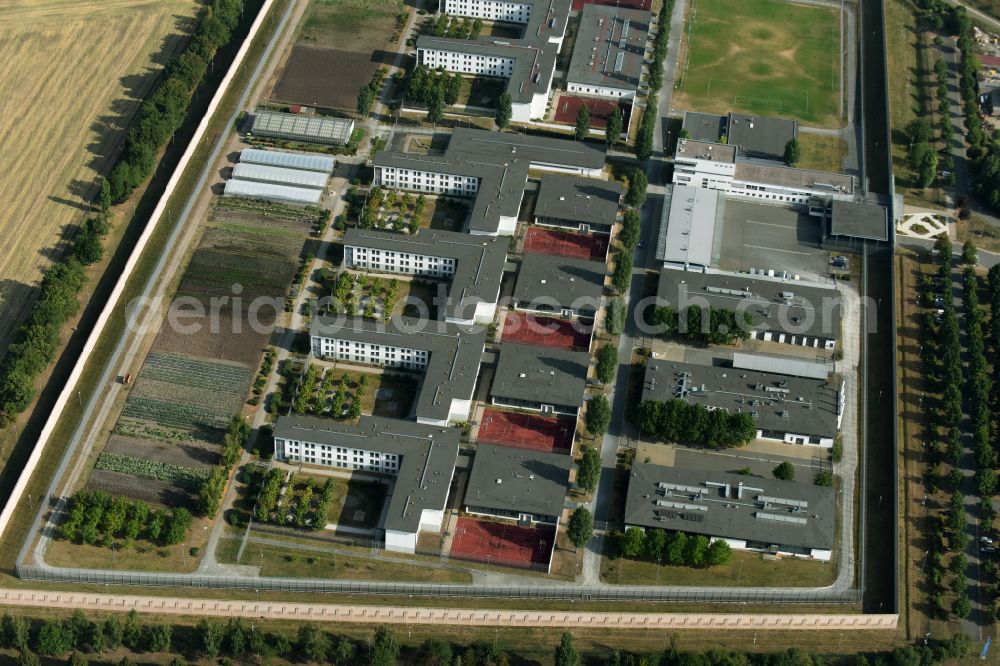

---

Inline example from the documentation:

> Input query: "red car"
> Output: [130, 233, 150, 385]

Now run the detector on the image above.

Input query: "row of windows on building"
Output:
[421, 52, 515, 77]
[379, 168, 480, 193]
[316, 340, 430, 369]
[279, 441, 401, 472]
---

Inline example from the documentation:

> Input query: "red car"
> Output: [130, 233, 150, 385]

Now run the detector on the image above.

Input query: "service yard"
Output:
[0, 0, 197, 353]
[673, 0, 841, 127]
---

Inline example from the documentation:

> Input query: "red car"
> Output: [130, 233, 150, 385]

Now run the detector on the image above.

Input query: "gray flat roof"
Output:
[272, 415, 459, 533]
[731, 352, 831, 380]
[465, 444, 570, 517]
[674, 139, 736, 164]
[734, 162, 854, 196]
[251, 110, 354, 145]
[342, 228, 508, 320]
[657, 184, 725, 267]
[534, 174, 622, 226]
[491, 342, 589, 407]
[416, 0, 571, 105]
[514, 253, 606, 311]
[656, 269, 843, 342]
[375, 128, 606, 234]
[567, 4, 650, 91]
[625, 462, 835, 551]
[641, 358, 841, 440]
[682, 112, 726, 144]
[829, 200, 888, 241]
[311, 315, 487, 423]
[727, 113, 797, 161]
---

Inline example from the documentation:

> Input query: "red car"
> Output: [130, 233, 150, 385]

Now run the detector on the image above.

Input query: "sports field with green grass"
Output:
[674, 0, 842, 127]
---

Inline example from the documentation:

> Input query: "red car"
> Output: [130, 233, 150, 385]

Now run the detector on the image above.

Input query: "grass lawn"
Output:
[44, 515, 212, 574]
[299, 0, 406, 52]
[364, 372, 417, 418]
[455, 77, 506, 109]
[217, 536, 473, 583]
[600, 549, 837, 587]
[421, 198, 469, 231]
[325, 477, 389, 528]
[797, 134, 848, 173]
[674, 0, 841, 127]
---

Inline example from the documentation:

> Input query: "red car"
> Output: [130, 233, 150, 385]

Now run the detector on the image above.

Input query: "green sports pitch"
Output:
[676, 0, 842, 127]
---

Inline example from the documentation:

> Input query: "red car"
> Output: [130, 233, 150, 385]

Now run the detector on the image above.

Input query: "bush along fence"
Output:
[0, 0, 252, 428]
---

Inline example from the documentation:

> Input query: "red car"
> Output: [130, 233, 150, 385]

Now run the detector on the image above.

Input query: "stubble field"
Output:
[0, 0, 198, 352]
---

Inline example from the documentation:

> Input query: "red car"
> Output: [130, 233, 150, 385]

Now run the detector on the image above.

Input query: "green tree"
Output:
[145, 623, 171, 653]
[99, 178, 112, 217]
[554, 632, 579, 666]
[619, 209, 641, 250]
[69, 651, 88, 666]
[426, 87, 444, 125]
[122, 610, 142, 651]
[576, 445, 601, 493]
[772, 462, 795, 481]
[36, 620, 72, 656]
[298, 623, 330, 662]
[575, 104, 591, 141]
[606, 106, 623, 148]
[17, 650, 40, 666]
[813, 471, 833, 486]
[644, 528, 667, 561]
[619, 527, 646, 558]
[595, 344, 618, 384]
[419, 638, 453, 666]
[607, 297, 626, 335]
[369, 626, 399, 666]
[706, 539, 732, 566]
[585, 394, 611, 436]
[625, 169, 648, 208]
[495, 93, 512, 129]
[567, 507, 594, 549]
[2, 614, 30, 651]
[357, 85, 375, 116]
[684, 534, 710, 567]
[197, 620, 223, 659]
[783, 138, 801, 167]
[665, 531, 688, 565]
[612, 252, 632, 292]
[962, 239, 978, 265]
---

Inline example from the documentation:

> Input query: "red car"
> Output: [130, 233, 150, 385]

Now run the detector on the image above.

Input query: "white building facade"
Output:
[344, 245, 457, 279]
[442, 0, 532, 22]
[566, 82, 636, 100]
[375, 165, 479, 196]
[274, 436, 400, 474]
[418, 47, 516, 78]
[312, 337, 430, 370]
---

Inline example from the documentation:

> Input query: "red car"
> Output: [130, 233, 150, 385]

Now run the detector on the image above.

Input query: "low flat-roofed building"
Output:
[490, 342, 589, 415]
[273, 415, 459, 553]
[514, 254, 605, 319]
[731, 162, 855, 205]
[374, 128, 606, 236]
[251, 109, 355, 146]
[231, 163, 329, 190]
[239, 147, 335, 174]
[310, 315, 487, 426]
[417, 0, 571, 122]
[726, 113, 798, 162]
[223, 179, 322, 206]
[465, 444, 571, 524]
[655, 184, 726, 269]
[624, 462, 835, 560]
[342, 228, 507, 325]
[642, 358, 844, 447]
[731, 351, 832, 380]
[534, 174, 623, 234]
[682, 111, 726, 144]
[655, 269, 842, 350]
[566, 4, 651, 100]
[826, 199, 889, 243]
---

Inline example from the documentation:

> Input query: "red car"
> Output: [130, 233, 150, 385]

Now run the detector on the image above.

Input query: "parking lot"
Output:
[718, 200, 832, 280]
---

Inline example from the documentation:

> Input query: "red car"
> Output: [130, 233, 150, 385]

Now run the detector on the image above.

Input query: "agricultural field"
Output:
[0, 0, 197, 353]
[268, 0, 407, 110]
[673, 0, 841, 127]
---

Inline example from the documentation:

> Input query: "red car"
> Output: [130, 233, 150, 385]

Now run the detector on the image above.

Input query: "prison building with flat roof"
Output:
[310, 315, 487, 426]
[681, 111, 798, 163]
[642, 357, 844, 448]
[490, 342, 589, 415]
[251, 109, 355, 146]
[513, 253, 606, 320]
[342, 228, 508, 325]
[533, 174, 622, 234]
[655, 268, 843, 350]
[566, 4, 651, 100]
[374, 128, 606, 236]
[418, 0, 571, 122]
[624, 463, 835, 560]
[273, 415, 459, 553]
[654, 184, 725, 270]
[465, 444, 571, 525]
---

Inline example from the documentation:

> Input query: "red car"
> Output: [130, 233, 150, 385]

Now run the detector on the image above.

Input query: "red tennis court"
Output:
[450, 517, 556, 570]
[501, 312, 592, 350]
[552, 94, 632, 131]
[572, 0, 650, 10]
[478, 408, 575, 454]
[524, 226, 609, 261]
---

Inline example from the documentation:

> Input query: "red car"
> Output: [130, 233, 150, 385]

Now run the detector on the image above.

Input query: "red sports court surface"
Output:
[501, 311, 591, 350]
[450, 517, 556, 570]
[571, 0, 650, 10]
[552, 94, 632, 130]
[479, 408, 575, 454]
[524, 226, 609, 261]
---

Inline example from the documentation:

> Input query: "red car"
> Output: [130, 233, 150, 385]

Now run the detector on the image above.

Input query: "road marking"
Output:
[744, 244, 814, 257]
[745, 219, 796, 230]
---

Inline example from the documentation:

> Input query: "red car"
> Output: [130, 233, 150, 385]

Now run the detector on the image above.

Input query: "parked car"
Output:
[981, 546, 996, 554]
[981, 536, 994, 544]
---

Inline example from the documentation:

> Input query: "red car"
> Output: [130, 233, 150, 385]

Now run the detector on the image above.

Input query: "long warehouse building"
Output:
[231, 163, 329, 190]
